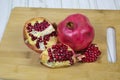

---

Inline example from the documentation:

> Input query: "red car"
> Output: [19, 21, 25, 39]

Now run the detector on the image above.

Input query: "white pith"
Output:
[30, 25, 54, 38]
[39, 42, 45, 50]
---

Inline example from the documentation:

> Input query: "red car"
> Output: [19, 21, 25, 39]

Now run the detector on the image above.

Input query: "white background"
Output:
[0, 0, 120, 42]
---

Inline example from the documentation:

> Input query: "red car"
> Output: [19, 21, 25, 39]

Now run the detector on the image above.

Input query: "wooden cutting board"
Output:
[0, 7, 120, 80]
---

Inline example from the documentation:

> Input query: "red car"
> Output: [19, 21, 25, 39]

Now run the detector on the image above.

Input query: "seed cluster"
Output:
[81, 44, 101, 62]
[47, 43, 74, 65]
[26, 20, 50, 32]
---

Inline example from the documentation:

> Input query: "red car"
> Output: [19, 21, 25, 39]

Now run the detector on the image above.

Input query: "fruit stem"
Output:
[66, 22, 74, 29]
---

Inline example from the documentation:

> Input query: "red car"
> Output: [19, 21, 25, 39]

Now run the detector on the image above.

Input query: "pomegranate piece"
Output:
[23, 17, 57, 54]
[57, 13, 94, 51]
[81, 44, 101, 62]
[40, 43, 77, 68]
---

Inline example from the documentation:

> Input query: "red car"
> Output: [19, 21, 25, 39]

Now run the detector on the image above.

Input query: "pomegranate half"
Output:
[57, 13, 94, 51]
[40, 43, 77, 68]
[23, 17, 57, 54]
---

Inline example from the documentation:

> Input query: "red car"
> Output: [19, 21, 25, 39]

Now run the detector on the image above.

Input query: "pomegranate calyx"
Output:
[66, 22, 74, 29]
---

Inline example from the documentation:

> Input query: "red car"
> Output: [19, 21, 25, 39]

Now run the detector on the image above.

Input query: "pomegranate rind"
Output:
[23, 17, 57, 54]
[57, 13, 94, 51]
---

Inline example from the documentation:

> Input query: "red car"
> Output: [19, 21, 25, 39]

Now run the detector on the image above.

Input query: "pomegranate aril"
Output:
[44, 41, 47, 45]
[67, 51, 73, 57]
[28, 23, 31, 26]
[58, 49, 65, 54]
[27, 28, 32, 32]
[32, 36, 37, 41]
[49, 53, 52, 57]
[40, 26, 44, 31]
[34, 26, 39, 31]
[52, 50, 57, 54]
[51, 45, 56, 49]
[34, 21, 39, 25]
[65, 54, 70, 59]
[36, 41, 40, 48]
[48, 58, 54, 62]
[47, 48, 51, 52]
[52, 45, 59, 50]
[34, 23, 39, 30]
[29, 34, 37, 41]
[51, 31, 57, 36]
[43, 20, 49, 27]
[69, 59, 74, 65]
[44, 35, 50, 41]
[55, 55, 59, 59]
[26, 26, 31, 30]
[38, 36, 43, 42]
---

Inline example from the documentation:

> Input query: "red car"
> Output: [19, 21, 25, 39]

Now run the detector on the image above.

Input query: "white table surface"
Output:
[0, 0, 120, 42]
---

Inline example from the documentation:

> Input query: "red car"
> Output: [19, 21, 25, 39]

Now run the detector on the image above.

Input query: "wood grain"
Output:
[0, 7, 120, 80]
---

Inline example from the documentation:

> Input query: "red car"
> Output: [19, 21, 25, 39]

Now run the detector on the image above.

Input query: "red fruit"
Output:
[57, 13, 94, 51]
[40, 43, 77, 68]
[81, 44, 101, 62]
[23, 17, 57, 53]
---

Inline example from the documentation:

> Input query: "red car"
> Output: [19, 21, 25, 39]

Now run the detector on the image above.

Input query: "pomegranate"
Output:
[57, 13, 94, 51]
[23, 17, 57, 53]
[81, 44, 101, 62]
[40, 43, 77, 68]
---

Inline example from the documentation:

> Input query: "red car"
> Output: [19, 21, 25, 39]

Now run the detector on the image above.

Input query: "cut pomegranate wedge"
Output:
[40, 43, 77, 68]
[23, 17, 57, 54]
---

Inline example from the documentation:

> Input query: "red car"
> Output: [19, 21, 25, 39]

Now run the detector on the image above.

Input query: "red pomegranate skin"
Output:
[57, 13, 94, 51]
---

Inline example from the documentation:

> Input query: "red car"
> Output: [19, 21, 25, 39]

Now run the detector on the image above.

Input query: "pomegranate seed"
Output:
[67, 51, 73, 57]
[48, 53, 53, 58]
[50, 31, 57, 36]
[28, 23, 31, 26]
[38, 36, 43, 42]
[48, 58, 53, 62]
[47, 48, 51, 52]
[69, 59, 74, 65]
[59, 49, 64, 53]
[34, 21, 39, 26]
[44, 35, 50, 41]
[32, 36, 37, 41]
[44, 41, 47, 45]
[55, 55, 59, 60]
[36, 41, 40, 48]
[29, 34, 37, 41]
[27, 27, 32, 32]
[53, 49, 58, 54]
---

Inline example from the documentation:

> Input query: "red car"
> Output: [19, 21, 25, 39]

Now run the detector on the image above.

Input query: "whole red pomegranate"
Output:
[57, 13, 94, 51]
